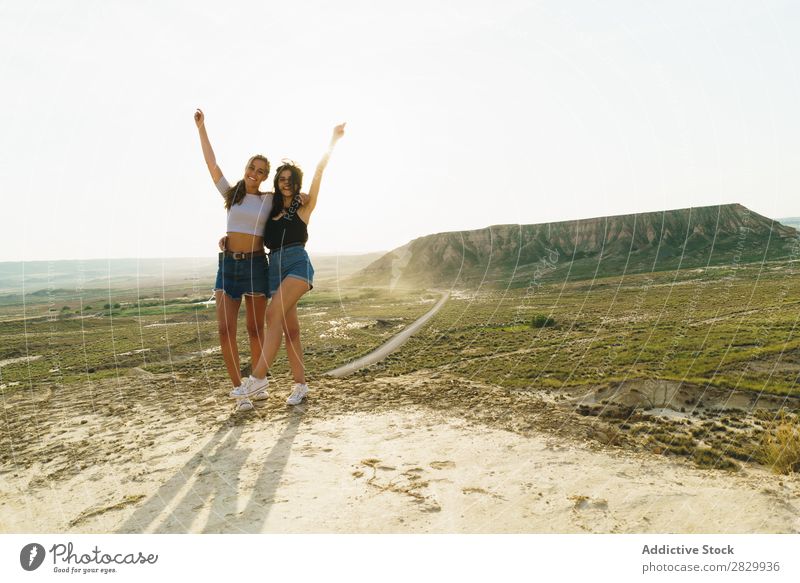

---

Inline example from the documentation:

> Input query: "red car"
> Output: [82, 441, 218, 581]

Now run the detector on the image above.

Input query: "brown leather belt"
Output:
[222, 250, 266, 260]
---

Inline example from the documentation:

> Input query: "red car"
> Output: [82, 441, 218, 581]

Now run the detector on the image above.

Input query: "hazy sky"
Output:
[1, 0, 799, 261]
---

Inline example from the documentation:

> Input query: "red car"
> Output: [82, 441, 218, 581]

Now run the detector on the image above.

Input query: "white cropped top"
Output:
[216, 176, 273, 236]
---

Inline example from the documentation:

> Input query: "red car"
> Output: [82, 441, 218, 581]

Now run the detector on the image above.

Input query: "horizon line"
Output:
[3, 205, 800, 264]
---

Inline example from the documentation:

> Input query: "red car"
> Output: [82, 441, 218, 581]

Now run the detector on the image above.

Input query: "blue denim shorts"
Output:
[213, 253, 270, 300]
[268, 245, 314, 296]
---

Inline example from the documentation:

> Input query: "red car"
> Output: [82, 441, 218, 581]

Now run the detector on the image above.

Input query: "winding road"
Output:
[325, 291, 450, 378]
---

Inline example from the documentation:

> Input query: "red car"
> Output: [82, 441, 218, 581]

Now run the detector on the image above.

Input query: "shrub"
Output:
[531, 314, 555, 328]
[691, 447, 738, 471]
[758, 410, 800, 474]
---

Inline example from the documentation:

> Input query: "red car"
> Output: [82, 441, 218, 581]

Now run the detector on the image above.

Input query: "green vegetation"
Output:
[379, 263, 800, 397]
[0, 286, 433, 387]
[531, 314, 555, 328]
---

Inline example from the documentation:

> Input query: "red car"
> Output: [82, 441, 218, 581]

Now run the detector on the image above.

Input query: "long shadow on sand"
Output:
[238, 410, 305, 533]
[117, 409, 304, 533]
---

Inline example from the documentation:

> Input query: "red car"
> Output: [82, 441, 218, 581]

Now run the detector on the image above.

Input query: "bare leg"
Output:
[215, 290, 242, 387]
[253, 278, 310, 378]
[282, 305, 305, 384]
[243, 293, 268, 371]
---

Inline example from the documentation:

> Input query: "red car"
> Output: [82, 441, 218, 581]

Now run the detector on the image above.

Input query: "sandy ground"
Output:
[2, 370, 799, 533]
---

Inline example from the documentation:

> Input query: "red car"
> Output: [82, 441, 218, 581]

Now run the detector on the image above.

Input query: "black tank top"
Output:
[264, 209, 308, 250]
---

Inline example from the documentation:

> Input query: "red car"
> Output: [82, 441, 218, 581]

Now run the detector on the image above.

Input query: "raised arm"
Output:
[194, 109, 224, 185]
[303, 123, 346, 216]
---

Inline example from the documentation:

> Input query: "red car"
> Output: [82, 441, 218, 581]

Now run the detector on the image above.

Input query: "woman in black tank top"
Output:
[230, 123, 346, 405]
[263, 193, 308, 251]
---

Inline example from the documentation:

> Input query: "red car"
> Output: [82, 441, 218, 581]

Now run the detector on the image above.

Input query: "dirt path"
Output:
[325, 291, 449, 377]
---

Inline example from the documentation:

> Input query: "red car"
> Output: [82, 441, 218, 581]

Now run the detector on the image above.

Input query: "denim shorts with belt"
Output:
[213, 251, 270, 300]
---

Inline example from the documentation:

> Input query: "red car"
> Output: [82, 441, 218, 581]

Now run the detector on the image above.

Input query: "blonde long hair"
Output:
[223, 155, 270, 210]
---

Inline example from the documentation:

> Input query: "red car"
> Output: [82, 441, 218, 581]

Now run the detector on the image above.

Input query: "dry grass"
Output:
[759, 411, 800, 474]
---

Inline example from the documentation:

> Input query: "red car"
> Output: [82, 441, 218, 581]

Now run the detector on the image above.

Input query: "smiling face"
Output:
[277, 169, 296, 198]
[272, 163, 303, 203]
[243, 156, 270, 191]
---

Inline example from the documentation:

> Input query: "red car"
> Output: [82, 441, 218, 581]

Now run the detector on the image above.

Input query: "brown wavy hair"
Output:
[269, 161, 304, 219]
[223, 155, 270, 210]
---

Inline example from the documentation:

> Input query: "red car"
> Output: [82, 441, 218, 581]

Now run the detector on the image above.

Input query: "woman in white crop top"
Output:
[195, 109, 305, 406]
[230, 123, 345, 407]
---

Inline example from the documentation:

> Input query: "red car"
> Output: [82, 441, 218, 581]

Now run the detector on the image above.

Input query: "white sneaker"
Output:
[235, 398, 254, 412]
[230, 375, 268, 398]
[286, 383, 309, 405]
[252, 389, 268, 401]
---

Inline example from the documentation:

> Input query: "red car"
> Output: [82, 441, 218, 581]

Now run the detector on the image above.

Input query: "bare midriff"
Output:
[225, 232, 264, 253]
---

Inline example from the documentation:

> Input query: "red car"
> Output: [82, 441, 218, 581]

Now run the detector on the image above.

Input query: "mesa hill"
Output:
[353, 203, 799, 288]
